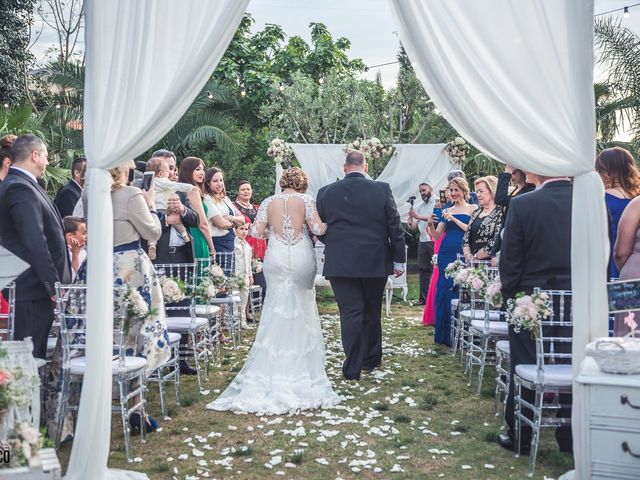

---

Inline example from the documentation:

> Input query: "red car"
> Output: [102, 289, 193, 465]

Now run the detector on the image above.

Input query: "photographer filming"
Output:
[407, 182, 435, 305]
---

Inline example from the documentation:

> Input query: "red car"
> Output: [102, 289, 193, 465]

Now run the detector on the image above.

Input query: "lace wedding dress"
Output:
[206, 192, 341, 414]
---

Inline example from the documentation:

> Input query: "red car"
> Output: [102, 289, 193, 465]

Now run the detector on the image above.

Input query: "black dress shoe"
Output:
[179, 361, 198, 375]
[497, 433, 530, 455]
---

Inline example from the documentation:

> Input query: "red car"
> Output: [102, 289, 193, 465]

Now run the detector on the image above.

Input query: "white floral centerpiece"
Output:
[3, 422, 43, 468]
[445, 136, 470, 161]
[267, 138, 294, 167]
[505, 291, 553, 337]
[345, 137, 392, 161]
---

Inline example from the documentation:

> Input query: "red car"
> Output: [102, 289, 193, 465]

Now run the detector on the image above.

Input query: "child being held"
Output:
[233, 223, 254, 329]
[145, 156, 194, 260]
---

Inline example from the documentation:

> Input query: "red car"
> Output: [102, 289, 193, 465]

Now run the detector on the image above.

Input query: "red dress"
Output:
[234, 201, 267, 259]
[422, 232, 445, 326]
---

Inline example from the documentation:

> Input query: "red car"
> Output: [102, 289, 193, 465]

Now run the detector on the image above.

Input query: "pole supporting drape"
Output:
[388, 1, 606, 475]
[70, 2, 249, 478]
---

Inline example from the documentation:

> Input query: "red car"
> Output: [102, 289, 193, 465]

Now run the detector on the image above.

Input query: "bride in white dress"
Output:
[207, 167, 341, 414]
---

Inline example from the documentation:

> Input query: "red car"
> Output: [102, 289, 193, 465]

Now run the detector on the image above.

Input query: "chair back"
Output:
[54, 283, 127, 369]
[534, 289, 573, 374]
[0, 283, 15, 341]
[154, 263, 196, 316]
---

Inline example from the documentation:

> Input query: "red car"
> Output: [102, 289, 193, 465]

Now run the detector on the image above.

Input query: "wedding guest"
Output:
[0, 134, 16, 183]
[203, 167, 245, 274]
[152, 149, 179, 182]
[614, 196, 640, 335]
[145, 156, 194, 260]
[427, 177, 477, 346]
[62, 216, 87, 281]
[234, 223, 253, 329]
[446, 169, 478, 205]
[0, 134, 70, 358]
[463, 176, 503, 261]
[596, 147, 640, 278]
[46, 160, 171, 438]
[495, 165, 536, 209]
[177, 157, 215, 261]
[408, 181, 435, 305]
[233, 180, 267, 315]
[499, 172, 573, 454]
[54, 157, 86, 218]
[422, 188, 451, 326]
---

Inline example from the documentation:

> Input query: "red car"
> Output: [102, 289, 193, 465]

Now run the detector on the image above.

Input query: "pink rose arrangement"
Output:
[505, 291, 553, 336]
[485, 276, 503, 308]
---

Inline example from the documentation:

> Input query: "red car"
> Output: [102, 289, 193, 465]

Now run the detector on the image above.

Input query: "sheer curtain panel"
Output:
[70, 1, 249, 479]
[388, 1, 605, 474]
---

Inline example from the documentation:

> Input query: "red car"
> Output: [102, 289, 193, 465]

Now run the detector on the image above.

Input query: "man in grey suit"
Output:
[0, 135, 71, 358]
[316, 151, 406, 380]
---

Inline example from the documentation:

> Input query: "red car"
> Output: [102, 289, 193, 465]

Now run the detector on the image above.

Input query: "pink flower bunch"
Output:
[485, 277, 503, 308]
[0, 368, 13, 387]
[506, 291, 553, 335]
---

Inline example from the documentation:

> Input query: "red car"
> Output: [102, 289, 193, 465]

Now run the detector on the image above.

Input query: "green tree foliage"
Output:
[0, 0, 37, 104]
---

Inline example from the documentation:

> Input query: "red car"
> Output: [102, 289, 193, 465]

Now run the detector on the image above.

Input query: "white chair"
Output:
[146, 330, 181, 418]
[248, 285, 263, 318]
[155, 262, 210, 390]
[495, 339, 510, 417]
[53, 283, 148, 462]
[513, 289, 573, 477]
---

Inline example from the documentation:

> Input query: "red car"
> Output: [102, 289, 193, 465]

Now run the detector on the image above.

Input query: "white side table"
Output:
[577, 357, 640, 479]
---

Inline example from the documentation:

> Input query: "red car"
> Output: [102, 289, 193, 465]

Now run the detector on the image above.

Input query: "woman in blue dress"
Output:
[426, 177, 477, 346]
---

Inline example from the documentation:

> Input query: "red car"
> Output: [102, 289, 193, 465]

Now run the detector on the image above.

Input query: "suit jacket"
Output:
[316, 172, 405, 278]
[153, 191, 200, 264]
[0, 169, 71, 300]
[499, 180, 572, 298]
[54, 179, 82, 218]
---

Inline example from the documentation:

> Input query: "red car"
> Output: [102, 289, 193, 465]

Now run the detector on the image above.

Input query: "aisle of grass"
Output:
[58, 275, 573, 479]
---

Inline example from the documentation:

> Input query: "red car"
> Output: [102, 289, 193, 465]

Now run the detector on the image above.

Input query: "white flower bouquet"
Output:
[345, 137, 393, 161]
[445, 136, 470, 161]
[485, 276, 503, 308]
[445, 259, 466, 280]
[159, 276, 186, 304]
[205, 264, 227, 288]
[195, 279, 218, 301]
[267, 138, 294, 166]
[251, 258, 263, 274]
[4, 422, 42, 468]
[505, 291, 553, 336]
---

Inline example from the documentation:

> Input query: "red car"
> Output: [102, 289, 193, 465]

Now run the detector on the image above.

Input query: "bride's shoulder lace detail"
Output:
[250, 196, 273, 240]
[302, 194, 327, 236]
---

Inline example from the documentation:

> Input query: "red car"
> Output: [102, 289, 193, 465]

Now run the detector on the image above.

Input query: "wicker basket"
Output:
[586, 335, 640, 375]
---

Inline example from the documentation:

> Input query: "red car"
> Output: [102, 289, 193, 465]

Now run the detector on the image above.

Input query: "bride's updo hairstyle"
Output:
[279, 167, 308, 193]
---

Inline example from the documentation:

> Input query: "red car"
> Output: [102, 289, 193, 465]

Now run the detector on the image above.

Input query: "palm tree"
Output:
[594, 17, 640, 151]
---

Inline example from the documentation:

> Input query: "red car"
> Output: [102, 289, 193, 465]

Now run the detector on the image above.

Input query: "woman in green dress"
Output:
[177, 157, 215, 260]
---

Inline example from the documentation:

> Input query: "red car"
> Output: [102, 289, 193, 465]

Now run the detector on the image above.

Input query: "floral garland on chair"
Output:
[505, 291, 553, 337]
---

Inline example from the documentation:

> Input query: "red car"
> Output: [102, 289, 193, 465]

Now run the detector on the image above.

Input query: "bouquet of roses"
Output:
[0, 366, 13, 411]
[251, 258, 263, 274]
[205, 263, 227, 288]
[228, 275, 248, 290]
[466, 266, 488, 294]
[4, 422, 41, 468]
[445, 259, 466, 280]
[485, 276, 503, 308]
[445, 136, 470, 161]
[195, 278, 218, 301]
[159, 275, 186, 304]
[267, 138, 294, 166]
[505, 291, 553, 336]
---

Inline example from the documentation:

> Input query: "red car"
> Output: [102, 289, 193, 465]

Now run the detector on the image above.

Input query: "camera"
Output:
[407, 195, 416, 207]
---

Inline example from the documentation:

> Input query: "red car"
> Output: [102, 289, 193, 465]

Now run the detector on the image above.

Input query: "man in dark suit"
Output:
[317, 151, 406, 380]
[498, 175, 573, 453]
[0, 135, 71, 358]
[53, 157, 86, 218]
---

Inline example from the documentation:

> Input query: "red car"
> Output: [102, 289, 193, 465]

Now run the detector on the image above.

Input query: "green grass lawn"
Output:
[58, 274, 574, 479]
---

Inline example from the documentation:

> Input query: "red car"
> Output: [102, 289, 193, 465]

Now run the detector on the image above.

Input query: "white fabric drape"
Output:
[71, 2, 248, 479]
[389, 1, 605, 474]
[289, 143, 453, 220]
[289, 144, 348, 197]
[377, 144, 452, 220]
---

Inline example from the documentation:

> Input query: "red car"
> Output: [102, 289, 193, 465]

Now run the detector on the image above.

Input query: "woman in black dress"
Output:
[463, 175, 504, 262]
